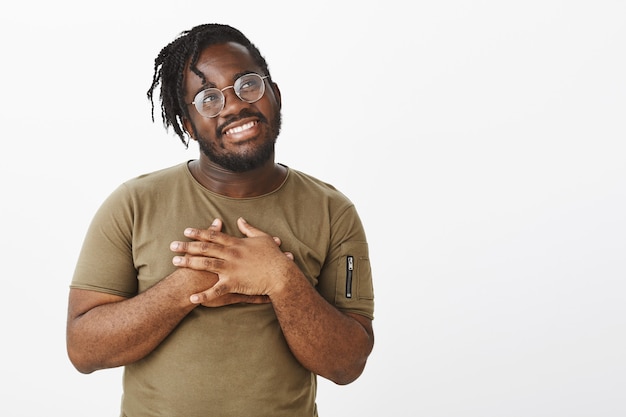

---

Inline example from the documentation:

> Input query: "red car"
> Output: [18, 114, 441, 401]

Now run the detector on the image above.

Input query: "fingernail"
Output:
[190, 294, 200, 303]
[211, 219, 219, 226]
[173, 256, 182, 265]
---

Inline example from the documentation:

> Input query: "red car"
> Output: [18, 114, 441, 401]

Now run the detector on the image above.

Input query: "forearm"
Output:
[67, 269, 213, 373]
[270, 266, 374, 385]
[169, 218, 374, 383]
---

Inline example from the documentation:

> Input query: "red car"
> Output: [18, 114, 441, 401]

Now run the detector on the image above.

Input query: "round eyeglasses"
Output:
[188, 73, 270, 118]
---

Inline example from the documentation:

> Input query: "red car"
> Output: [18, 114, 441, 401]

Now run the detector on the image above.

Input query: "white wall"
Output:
[1, 1, 624, 416]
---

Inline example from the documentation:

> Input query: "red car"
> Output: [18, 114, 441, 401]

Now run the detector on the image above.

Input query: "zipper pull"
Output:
[346, 255, 354, 298]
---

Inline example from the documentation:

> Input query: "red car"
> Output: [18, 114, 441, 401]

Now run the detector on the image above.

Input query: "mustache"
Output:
[217, 109, 268, 137]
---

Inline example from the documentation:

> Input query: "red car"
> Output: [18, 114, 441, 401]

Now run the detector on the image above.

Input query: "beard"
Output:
[195, 109, 282, 173]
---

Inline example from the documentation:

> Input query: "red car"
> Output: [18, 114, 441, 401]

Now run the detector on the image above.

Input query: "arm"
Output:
[270, 264, 374, 385]
[66, 268, 211, 374]
[66, 268, 269, 374]
[170, 217, 375, 384]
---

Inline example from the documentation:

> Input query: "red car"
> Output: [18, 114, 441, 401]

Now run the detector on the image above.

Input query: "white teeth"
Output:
[226, 121, 256, 135]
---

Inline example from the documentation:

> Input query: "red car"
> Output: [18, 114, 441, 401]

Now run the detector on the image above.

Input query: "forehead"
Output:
[186, 42, 259, 87]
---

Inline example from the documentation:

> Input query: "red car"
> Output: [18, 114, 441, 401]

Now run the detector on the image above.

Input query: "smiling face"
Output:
[183, 42, 282, 173]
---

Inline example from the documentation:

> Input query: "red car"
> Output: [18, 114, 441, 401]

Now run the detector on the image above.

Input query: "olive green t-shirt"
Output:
[71, 162, 374, 417]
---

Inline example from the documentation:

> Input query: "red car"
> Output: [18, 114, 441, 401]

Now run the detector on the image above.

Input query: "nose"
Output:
[220, 86, 248, 116]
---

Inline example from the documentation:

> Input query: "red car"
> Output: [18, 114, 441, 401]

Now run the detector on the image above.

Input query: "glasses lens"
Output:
[194, 88, 224, 118]
[234, 74, 266, 103]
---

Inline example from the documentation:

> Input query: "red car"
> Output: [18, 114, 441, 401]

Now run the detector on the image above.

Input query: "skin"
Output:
[66, 42, 374, 385]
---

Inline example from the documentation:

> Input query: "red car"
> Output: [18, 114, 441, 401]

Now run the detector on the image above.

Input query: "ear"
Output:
[182, 117, 196, 140]
[271, 81, 282, 109]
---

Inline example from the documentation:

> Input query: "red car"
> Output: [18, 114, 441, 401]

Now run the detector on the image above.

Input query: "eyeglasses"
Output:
[188, 73, 270, 118]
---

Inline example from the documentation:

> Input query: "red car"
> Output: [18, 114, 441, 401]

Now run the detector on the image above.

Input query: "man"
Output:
[66, 23, 374, 417]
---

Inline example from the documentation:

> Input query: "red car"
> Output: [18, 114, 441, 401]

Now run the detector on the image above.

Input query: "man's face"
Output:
[183, 42, 282, 172]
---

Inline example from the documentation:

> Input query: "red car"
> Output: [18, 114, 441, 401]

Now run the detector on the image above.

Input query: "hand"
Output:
[197, 292, 270, 307]
[170, 217, 295, 305]
[170, 266, 271, 308]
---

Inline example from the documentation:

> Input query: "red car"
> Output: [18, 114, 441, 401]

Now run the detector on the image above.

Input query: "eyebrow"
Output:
[194, 70, 259, 94]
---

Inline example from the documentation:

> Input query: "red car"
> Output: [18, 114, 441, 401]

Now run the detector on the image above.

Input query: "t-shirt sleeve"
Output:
[316, 205, 375, 320]
[70, 184, 138, 297]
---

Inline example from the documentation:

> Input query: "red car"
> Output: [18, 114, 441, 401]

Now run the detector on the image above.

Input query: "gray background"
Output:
[1, 1, 624, 416]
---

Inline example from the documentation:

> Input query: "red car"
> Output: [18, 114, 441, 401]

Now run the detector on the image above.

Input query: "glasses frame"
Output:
[188, 73, 270, 118]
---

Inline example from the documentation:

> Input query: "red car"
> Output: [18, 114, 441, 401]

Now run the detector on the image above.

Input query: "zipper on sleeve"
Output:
[346, 255, 354, 298]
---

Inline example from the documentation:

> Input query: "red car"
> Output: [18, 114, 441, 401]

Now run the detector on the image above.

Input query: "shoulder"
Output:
[122, 162, 189, 191]
[284, 167, 352, 203]
[97, 162, 191, 212]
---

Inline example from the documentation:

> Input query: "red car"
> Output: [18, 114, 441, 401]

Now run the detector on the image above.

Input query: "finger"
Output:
[170, 240, 190, 253]
[173, 254, 225, 272]
[170, 240, 223, 256]
[284, 251, 294, 261]
[190, 282, 230, 304]
[183, 218, 224, 242]
[211, 218, 223, 231]
[171, 219, 222, 252]
[237, 217, 270, 238]
[190, 290, 215, 304]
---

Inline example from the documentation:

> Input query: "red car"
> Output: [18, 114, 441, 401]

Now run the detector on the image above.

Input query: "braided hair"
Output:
[147, 23, 272, 146]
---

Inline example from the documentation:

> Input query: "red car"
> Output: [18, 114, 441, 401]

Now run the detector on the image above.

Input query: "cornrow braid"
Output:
[147, 23, 271, 146]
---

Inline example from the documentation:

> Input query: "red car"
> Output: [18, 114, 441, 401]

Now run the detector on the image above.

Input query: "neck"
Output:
[188, 156, 287, 198]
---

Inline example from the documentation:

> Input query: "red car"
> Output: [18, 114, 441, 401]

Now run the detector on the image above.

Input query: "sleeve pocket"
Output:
[336, 241, 374, 302]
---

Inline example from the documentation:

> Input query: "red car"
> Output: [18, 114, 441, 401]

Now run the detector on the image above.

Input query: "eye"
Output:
[237, 75, 261, 92]
[240, 81, 256, 91]
[198, 90, 221, 105]
[202, 95, 218, 103]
